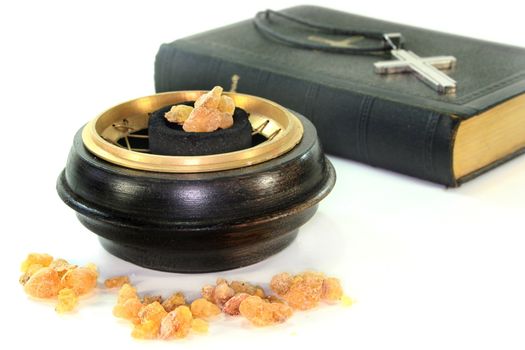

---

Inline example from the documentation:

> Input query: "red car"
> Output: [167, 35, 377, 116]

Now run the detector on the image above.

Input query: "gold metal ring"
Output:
[81, 91, 304, 173]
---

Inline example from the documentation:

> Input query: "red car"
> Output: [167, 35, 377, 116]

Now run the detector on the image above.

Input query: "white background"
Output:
[1, 1, 524, 349]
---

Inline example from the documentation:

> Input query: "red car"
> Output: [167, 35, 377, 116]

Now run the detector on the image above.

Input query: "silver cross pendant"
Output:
[374, 33, 457, 94]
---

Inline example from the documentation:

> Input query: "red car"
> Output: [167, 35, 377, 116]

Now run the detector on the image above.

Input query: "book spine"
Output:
[155, 42, 460, 186]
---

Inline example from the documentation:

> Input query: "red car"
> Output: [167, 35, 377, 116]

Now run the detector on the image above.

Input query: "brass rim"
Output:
[82, 91, 304, 173]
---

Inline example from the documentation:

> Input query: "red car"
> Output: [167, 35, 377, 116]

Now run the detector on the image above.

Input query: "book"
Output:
[154, 5, 525, 186]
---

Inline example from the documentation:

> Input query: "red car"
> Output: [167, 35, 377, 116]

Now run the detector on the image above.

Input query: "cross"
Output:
[374, 40, 457, 94]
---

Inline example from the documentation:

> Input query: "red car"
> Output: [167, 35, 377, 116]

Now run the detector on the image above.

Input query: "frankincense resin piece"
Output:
[56, 288, 78, 313]
[142, 295, 163, 305]
[159, 306, 193, 339]
[20, 253, 53, 273]
[113, 284, 143, 324]
[138, 301, 167, 325]
[211, 281, 235, 307]
[218, 110, 234, 129]
[49, 259, 77, 278]
[24, 267, 61, 298]
[321, 277, 343, 302]
[132, 301, 167, 339]
[190, 298, 221, 320]
[104, 275, 130, 289]
[116, 283, 138, 304]
[218, 95, 235, 115]
[194, 86, 223, 109]
[162, 292, 186, 313]
[113, 298, 144, 325]
[19, 263, 44, 285]
[163, 86, 236, 133]
[164, 104, 193, 125]
[269, 272, 293, 295]
[131, 320, 159, 340]
[61, 266, 98, 296]
[201, 284, 215, 301]
[270, 271, 325, 310]
[183, 107, 233, 133]
[222, 292, 250, 316]
[230, 280, 258, 295]
[239, 295, 293, 326]
[203, 279, 266, 309]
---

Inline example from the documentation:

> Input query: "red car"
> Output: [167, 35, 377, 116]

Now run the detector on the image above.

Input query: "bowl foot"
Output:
[97, 229, 299, 273]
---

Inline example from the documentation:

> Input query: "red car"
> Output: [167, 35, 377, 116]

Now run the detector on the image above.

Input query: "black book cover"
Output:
[154, 5, 525, 186]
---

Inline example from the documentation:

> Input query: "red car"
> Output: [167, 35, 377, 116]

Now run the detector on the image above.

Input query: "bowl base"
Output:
[74, 204, 318, 273]
[97, 230, 299, 273]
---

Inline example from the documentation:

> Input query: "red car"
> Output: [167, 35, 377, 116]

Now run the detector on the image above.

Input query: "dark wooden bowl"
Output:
[56, 113, 335, 273]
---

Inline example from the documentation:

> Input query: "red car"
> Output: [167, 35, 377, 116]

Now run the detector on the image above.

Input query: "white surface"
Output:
[2, 1, 524, 349]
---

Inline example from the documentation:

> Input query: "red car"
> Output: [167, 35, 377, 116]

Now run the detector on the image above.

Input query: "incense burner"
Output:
[56, 91, 335, 272]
